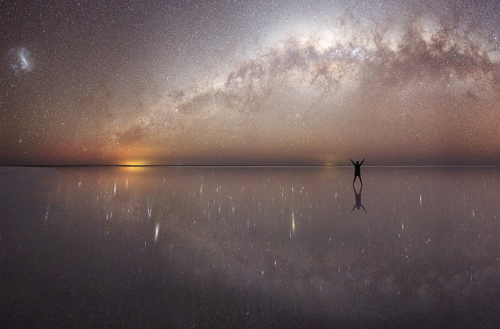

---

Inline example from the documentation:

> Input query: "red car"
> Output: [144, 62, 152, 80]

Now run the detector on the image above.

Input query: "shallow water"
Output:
[1, 166, 500, 328]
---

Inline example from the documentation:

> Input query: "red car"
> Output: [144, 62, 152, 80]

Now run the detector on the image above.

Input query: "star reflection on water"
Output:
[1, 166, 500, 328]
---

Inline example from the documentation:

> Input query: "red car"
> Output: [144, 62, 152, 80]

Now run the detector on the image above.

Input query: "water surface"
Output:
[1, 166, 500, 328]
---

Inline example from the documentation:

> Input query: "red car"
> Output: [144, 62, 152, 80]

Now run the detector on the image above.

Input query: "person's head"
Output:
[356, 161, 359, 165]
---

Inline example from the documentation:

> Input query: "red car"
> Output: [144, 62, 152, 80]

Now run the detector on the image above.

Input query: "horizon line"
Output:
[2, 164, 500, 168]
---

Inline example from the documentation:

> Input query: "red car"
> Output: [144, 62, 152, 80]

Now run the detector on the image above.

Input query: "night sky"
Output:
[2, 0, 500, 166]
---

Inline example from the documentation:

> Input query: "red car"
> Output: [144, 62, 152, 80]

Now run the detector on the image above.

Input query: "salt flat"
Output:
[1, 166, 499, 328]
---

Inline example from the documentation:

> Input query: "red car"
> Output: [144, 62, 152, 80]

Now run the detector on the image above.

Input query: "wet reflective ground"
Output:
[1, 166, 500, 328]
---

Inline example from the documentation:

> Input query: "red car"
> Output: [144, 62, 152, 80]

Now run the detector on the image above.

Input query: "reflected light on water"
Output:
[1, 166, 500, 327]
[154, 222, 160, 242]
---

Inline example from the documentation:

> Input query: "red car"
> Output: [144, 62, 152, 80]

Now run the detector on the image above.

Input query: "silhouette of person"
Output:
[350, 158, 365, 186]
[351, 184, 367, 213]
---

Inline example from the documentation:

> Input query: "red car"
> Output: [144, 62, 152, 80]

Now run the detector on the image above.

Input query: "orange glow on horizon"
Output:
[121, 160, 149, 166]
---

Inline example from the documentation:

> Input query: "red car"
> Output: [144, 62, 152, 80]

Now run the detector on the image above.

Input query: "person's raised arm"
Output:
[360, 158, 365, 166]
[350, 158, 355, 165]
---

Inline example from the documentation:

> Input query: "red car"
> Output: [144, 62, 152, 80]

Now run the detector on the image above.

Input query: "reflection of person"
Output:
[350, 158, 365, 186]
[351, 184, 367, 213]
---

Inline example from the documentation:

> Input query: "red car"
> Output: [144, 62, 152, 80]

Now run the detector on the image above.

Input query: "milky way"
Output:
[1, 0, 500, 165]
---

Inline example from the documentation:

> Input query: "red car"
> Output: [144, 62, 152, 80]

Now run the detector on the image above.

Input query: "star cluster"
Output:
[1, 0, 500, 165]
